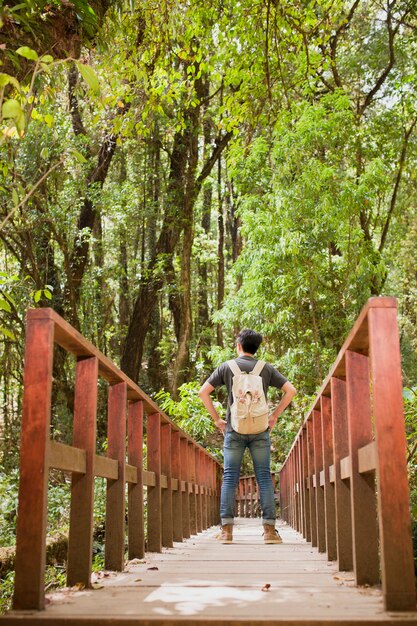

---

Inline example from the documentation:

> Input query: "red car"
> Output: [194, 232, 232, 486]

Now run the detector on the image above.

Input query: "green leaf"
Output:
[71, 149, 88, 164]
[12, 189, 19, 206]
[16, 46, 39, 61]
[2, 99, 22, 119]
[0, 299, 12, 313]
[40, 54, 54, 64]
[44, 289, 52, 300]
[0, 73, 20, 90]
[0, 327, 16, 341]
[34, 290, 42, 303]
[76, 63, 100, 92]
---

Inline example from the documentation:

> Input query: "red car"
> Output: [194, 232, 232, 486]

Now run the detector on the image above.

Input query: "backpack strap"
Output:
[227, 359, 242, 376]
[251, 360, 266, 376]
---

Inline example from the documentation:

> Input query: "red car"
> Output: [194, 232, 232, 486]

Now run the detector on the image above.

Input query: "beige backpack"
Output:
[227, 360, 269, 434]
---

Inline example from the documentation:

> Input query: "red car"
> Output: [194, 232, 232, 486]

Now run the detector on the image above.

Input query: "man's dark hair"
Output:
[236, 329, 263, 354]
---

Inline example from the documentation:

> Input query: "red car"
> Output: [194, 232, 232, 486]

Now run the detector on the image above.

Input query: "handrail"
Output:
[235, 473, 279, 518]
[280, 297, 416, 612]
[13, 308, 222, 611]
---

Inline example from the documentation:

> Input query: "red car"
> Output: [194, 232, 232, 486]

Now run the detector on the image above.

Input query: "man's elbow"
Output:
[285, 382, 297, 401]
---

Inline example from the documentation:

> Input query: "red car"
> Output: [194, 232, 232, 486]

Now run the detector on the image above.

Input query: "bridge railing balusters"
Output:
[12, 308, 221, 612]
[280, 297, 416, 612]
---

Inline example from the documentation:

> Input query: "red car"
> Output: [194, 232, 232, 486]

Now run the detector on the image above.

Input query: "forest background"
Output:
[1, 0, 417, 608]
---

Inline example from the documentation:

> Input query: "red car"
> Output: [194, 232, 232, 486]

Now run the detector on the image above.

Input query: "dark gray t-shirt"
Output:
[206, 355, 287, 432]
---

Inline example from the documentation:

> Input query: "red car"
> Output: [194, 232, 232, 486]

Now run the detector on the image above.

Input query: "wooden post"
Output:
[307, 420, 317, 548]
[67, 356, 99, 587]
[181, 437, 190, 538]
[13, 315, 54, 610]
[188, 442, 197, 534]
[301, 427, 311, 541]
[368, 305, 416, 611]
[321, 396, 337, 561]
[331, 376, 353, 572]
[313, 409, 326, 553]
[171, 430, 183, 542]
[195, 449, 203, 533]
[105, 382, 127, 571]
[147, 413, 162, 552]
[345, 350, 379, 585]
[127, 400, 144, 559]
[200, 451, 208, 529]
[161, 423, 173, 548]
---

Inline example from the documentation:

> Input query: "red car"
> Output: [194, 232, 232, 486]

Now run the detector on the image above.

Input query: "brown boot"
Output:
[263, 524, 282, 544]
[218, 524, 233, 543]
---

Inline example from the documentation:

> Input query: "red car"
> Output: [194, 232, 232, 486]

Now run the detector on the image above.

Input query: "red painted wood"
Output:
[147, 413, 162, 552]
[127, 400, 144, 559]
[368, 307, 416, 611]
[295, 441, 302, 532]
[331, 376, 353, 572]
[171, 430, 183, 541]
[161, 423, 173, 548]
[105, 382, 127, 571]
[345, 350, 379, 585]
[195, 449, 203, 533]
[180, 437, 190, 537]
[301, 427, 311, 541]
[13, 317, 54, 610]
[320, 396, 337, 562]
[67, 356, 99, 586]
[306, 420, 317, 548]
[313, 409, 326, 553]
[188, 443, 197, 534]
[202, 454, 208, 529]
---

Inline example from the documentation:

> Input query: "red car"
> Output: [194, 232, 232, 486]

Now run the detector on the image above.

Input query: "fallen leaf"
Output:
[71, 582, 85, 591]
[147, 566, 159, 570]
[127, 558, 146, 566]
[261, 583, 271, 592]
[92, 583, 104, 590]
[134, 578, 142, 582]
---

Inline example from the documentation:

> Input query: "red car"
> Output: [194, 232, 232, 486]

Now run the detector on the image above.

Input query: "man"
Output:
[198, 329, 296, 544]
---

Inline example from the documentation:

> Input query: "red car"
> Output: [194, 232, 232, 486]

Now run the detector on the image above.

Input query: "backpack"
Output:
[227, 359, 269, 434]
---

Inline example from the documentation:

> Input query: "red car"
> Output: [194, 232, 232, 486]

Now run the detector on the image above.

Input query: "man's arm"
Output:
[268, 381, 297, 430]
[198, 381, 227, 432]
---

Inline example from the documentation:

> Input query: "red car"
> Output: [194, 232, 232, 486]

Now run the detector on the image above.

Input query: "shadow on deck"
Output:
[2, 518, 417, 626]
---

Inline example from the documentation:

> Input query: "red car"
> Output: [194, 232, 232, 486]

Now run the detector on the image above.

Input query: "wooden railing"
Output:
[280, 297, 416, 612]
[235, 473, 278, 518]
[13, 308, 222, 611]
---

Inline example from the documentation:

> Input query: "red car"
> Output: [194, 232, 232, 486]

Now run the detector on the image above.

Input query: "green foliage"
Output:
[155, 382, 224, 460]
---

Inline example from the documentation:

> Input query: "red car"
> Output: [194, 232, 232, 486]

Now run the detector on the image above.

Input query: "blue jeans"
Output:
[220, 429, 276, 526]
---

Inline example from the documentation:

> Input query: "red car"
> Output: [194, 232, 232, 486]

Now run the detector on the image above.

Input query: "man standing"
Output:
[198, 329, 296, 543]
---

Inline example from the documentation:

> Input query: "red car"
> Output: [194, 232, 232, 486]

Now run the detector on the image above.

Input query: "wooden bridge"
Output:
[1, 297, 417, 624]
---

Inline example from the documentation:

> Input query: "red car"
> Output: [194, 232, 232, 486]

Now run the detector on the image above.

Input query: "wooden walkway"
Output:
[3, 518, 417, 626]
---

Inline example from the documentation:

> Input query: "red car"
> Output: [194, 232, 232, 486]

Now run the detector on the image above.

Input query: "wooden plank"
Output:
[195, 449, 203, 533]
[188, 441, 197, 535]
[346, 350, 379, 586]
[368, 306, 416, 611]
[48, 441, 86, 474]
[13, 316, 54, 611]
[321, 395, 337, 562]
[306, 420, 317, 548]
[95, 455, 118, 479]
[301, 427, 311, 541]
[171, 431, 183, 542]
[200, 451, 208, 529]
[105, 382, 127, 571]
[161, 424, 173, 548]
[340, 455, 352, 480]
[127, 400, 144, 560]
[312, 409, 326, 553]
[329, 464, 335, 483]
[181, 437, 191, 538]
[125, 464, 137, 484]
[147, 413, 162, 552]
[358, 441, 376, 474]
[67, 356, 98, 588]
[331, 377, 353, 572]
[143, 469, 156, 487]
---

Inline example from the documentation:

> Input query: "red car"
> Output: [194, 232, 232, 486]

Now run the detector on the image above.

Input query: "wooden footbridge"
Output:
[1, 297, 417, 625]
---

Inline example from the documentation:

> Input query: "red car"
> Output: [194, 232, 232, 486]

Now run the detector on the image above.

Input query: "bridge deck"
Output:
[3, 518, 417, 626]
